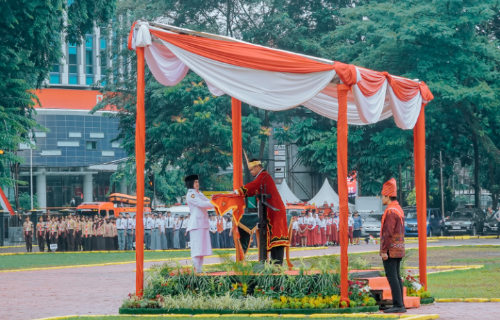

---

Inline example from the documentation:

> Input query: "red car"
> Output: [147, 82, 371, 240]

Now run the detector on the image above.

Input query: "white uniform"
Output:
[186, 188, 213, 272]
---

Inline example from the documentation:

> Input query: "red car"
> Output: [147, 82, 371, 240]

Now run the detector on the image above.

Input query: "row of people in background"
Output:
[24, 215, 122, 252]
[208, 214, 235, 249]
[23, 211, 200, 252]
[139, 212, 191, 250]
[290, 209, 364, 247]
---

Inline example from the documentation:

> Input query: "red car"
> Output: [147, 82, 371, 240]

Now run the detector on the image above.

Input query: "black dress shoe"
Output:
[383, 307, 407, 313]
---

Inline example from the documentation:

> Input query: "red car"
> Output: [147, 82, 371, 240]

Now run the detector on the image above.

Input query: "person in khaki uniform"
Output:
[97, 217, 105, 251]
[36, 216, 46, 252]
[58, 217, 67, 252]
[82, 216, 90, 251]
[104, 218, 113, 251]
[67, 215, 76, 251]
[44, 215, 51, 250]
[91, 216, 98, 251]
[49, 216, 58, 252]
[112, 218, 118, 250]
[75, 215, 83, 251]
[23, 217, 34, 252]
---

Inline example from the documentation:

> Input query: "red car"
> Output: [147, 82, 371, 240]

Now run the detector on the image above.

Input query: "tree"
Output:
[0, 0, 117, 204]
[325, 0, 500, 206]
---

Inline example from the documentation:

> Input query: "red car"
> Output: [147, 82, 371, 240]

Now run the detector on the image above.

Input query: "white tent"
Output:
[309, 178, 355, 209]
[277, 179, 301, 204]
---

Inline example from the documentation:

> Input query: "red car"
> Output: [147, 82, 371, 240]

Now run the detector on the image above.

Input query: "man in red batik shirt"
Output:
[380, 178, 406, 313]
[234, 158, 289, 265]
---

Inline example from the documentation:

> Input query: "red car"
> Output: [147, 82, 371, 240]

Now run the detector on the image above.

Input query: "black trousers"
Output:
[67, 230, 75, 251]
[383, 257, 405, 308]
[166, 228, 174, 249]
[218, 231, 225, 248]
[38, 233, 45, 252]
[25, 231, 33, 252]
[270, 245, 285, 265]
[83, 236, 91, 251]
[75, 231, 82, 251]
[179, 228, 186, 249]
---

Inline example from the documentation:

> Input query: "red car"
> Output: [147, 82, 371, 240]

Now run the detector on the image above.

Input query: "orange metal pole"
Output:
[336, 84, 350, 303]
[414, 105, 427, 289]
[135, 47, 146, 296]
[231, 97, 243, 261]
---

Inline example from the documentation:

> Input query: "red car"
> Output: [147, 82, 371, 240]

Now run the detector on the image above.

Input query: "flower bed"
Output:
[119, 306, 379, 315]
[120, 256, 380, 314]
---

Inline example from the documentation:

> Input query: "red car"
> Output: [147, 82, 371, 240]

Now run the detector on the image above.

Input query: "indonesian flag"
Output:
[210, 194, 246, 225]
[0, 187, 14, 215]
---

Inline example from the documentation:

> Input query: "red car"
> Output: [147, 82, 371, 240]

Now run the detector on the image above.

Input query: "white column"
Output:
[78, 40, 86, 85]
[36, 168, 47, 212]
[94, 27, 101, 83]
[61, 41, 69, 84]
[83, 173, 93, 202]
[120, 178, 127, 194]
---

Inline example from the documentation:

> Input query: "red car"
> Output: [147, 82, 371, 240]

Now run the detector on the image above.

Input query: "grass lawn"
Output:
[428, 263, 500, 298]
[0, 250, 253, 271]
[64, 317, 384, 320]
[346, 246, 500, 299]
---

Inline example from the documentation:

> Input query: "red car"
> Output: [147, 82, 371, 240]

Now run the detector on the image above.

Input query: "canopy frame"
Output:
[130, 21, 430, 304]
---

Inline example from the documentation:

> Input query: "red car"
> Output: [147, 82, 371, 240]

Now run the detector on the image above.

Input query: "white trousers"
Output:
[192, 256, 204, 273]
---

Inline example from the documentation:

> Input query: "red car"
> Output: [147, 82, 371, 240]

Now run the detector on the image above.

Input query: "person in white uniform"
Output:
[185, 174, 213, 272]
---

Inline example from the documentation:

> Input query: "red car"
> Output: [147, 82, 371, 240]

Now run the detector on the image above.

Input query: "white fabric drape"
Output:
[157, 39, 336, 111]
[145, 42, 189, 86]
[388, 86, 423, 130]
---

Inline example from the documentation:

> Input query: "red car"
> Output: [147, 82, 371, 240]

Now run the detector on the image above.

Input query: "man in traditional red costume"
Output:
[234, 158, 289, 265]
[380, 178, 406, 314]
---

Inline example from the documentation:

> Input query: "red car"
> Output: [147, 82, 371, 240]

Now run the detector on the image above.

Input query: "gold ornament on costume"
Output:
[243, 149, 261, 169]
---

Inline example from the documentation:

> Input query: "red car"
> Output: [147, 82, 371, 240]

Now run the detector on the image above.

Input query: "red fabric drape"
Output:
[357, 69, 387, 97]
[135, 47, 146, 296]
[232, 98, 244, 261]
[414, 104, 428, 289]
[337, 84, 350, 304]
[150, 30, 335, 74]
[128, 22, 138, 50]
[333, 62, 357, 86]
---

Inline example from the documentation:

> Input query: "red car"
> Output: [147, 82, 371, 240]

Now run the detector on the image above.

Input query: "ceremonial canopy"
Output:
[129, 22, 433, 129]
[128, 21, 433, 303]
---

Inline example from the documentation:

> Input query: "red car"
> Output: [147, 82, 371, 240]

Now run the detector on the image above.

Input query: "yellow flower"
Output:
[280, 296, 287, 303]
[232, 283, 238, 290]
[242, 283, 248, 295]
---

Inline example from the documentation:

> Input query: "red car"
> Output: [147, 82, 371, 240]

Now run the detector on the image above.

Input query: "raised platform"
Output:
[358, 277, 420, 309]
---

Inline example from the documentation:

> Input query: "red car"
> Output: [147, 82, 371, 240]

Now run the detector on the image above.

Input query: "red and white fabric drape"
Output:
[128, 22, 433, 130]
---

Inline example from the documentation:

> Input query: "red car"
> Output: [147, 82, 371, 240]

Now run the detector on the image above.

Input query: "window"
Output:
[109, 210, 114, 216]
[100, 210, 107, 217]
[90, 132, 104, 138]
[86, 35, 93, 85]
[100, 32, 107, 85]
[68, 43, 78, 84]
[111, 141, 121, 148]
[41, 150, 62, 156]
[19, 143, 33, 150]
[102, 151, 115, 157]
[34, 132, 47, 138]
[68, 132, 82, 138]
[57, 141, 79, 147]
[50, 64, 60, 84]
[86, 141, 97, 150]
